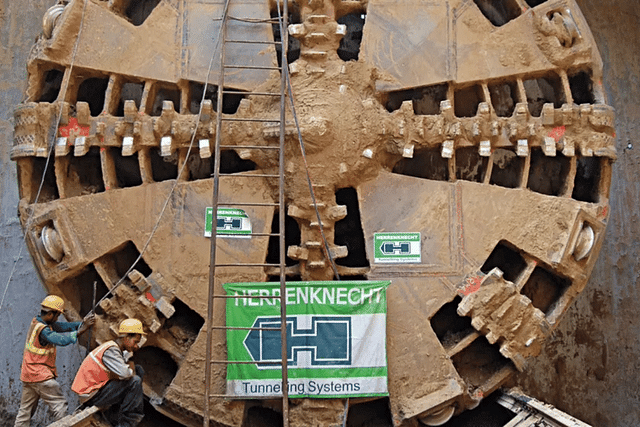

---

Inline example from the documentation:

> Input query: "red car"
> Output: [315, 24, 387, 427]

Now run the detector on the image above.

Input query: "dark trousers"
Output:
[85, 365, 144, 427]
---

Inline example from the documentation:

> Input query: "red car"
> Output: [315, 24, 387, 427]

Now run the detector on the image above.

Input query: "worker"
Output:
[14, 295, 96, 427]
[72, 318, 146, 427]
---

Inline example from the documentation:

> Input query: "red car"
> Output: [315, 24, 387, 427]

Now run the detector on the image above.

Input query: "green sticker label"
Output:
[205, 207, 251, 238]
[373, 232, 421, 263]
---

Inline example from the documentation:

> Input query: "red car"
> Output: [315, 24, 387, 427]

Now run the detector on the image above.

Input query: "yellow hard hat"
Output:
[118, 318, 146, 335]
[41, 295, 64, 313]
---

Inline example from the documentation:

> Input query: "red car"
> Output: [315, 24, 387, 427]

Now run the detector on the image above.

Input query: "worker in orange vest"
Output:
[72, 318, 146, 427]
[14, 295, 95, 427]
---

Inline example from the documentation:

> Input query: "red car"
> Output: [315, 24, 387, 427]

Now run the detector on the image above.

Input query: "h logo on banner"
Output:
[244, 316, 352, 368]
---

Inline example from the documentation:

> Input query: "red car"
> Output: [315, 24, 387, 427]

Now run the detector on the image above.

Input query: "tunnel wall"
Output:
[514, 1, 640, 426]
[0, 1, 638, 426]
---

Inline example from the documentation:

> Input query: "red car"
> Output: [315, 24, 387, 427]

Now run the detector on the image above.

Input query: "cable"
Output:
[229, 16, 279, 24]
[2, 0, 225, 313]
[275, 3, 341, 280]
[92, 1, 226, 310]
[1, 0, 90, 312]
[3, 0, 340, 318]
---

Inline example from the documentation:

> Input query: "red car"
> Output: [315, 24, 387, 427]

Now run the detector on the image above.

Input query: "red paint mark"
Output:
[613, 131, 616, 138]
[459, 275, 483, 296]
[600, 206, 608, 219]
[58, 117, 90, 138]
[100, 147, 106, 152]
[105, 185, 110, 190]
[548, 126, 566, 143]
[145, 292, 156, 303]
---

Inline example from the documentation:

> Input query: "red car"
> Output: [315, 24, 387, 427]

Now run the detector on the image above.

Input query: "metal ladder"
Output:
[203, 1, 289, 427]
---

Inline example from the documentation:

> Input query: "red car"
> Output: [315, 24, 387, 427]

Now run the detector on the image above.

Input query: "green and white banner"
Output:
[223, 281, 390, 398]
[204, 207, 251, 238]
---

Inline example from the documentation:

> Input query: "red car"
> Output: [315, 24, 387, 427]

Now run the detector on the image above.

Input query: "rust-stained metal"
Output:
[10, 0, 615, 426]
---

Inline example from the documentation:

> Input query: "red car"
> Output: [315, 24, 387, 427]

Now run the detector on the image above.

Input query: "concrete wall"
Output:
[0, 1, 637, 426]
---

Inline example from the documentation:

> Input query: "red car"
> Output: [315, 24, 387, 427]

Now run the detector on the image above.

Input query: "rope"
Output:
[1, 0, 225, 313]
[2, 0, 342, 317]
[92, 5, 226, 310]
[0, 0, 90, 312]
[275, 3, 341, 280]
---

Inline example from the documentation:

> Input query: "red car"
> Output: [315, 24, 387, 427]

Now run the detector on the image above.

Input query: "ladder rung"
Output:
[224, 65, 281, 70]
[211, 231, 282, 239]
[219, 173, 280, 178]
[217, 202, 280, 207]
[221, 117, 280, 122]
[214, 262, 281, 267]
[238, 233, 280, 238]
[213, 293, 283, 299]
[226, 39, 283, 46]
[208, 393, 284, 399]
[210, 360, 283, 365]
[227, 17, 280, 25]
[219, 144, 280, 150]
[223, 90, 280, 96]
[213, 326, 282, 332]
[209, 393, 282, 399]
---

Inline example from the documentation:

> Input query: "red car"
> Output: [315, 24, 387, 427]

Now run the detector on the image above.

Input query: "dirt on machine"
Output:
[11, 0, 615, 426]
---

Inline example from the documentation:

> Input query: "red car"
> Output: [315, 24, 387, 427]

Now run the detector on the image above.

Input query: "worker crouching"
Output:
[72, 318, 146, 427]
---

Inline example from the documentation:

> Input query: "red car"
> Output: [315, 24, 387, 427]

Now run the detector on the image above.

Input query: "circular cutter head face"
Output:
[12, 0, 615, 425]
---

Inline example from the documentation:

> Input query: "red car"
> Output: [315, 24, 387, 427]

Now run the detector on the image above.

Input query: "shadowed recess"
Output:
[473, 0, 522, 26]
[455, 84, 483, 118]
[115, 81, 145, 116]
[490, 149, 523, 189]
[76, 77, 109, 116]
[520, 266, 571, 315]
[38, 68, 64, 103]
[524, 74, 565, 117]
[392, 148, 449, 181]
[456, 147, 488, 183]
[334, 187, 369, 268]
[527, 149, 571, 196]
[481, 242, 527, 283]
[572, 156, 602, 203]
[337, 12, 366, 61]
[135, 346, 178, 398]
[266, 208, 301, 268]
[431, 296, 475, 349]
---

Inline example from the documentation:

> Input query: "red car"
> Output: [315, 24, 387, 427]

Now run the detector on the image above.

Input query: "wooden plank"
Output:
[47, 406, 108, 427]
[503, 412, 533, 427]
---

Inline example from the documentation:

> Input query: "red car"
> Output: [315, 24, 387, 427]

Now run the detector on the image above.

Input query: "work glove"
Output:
[78, 312, 96, 335]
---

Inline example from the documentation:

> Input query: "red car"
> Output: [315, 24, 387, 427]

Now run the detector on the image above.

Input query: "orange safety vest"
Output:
[20, 318, 57, 383]
[72, 341, 119, 398]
